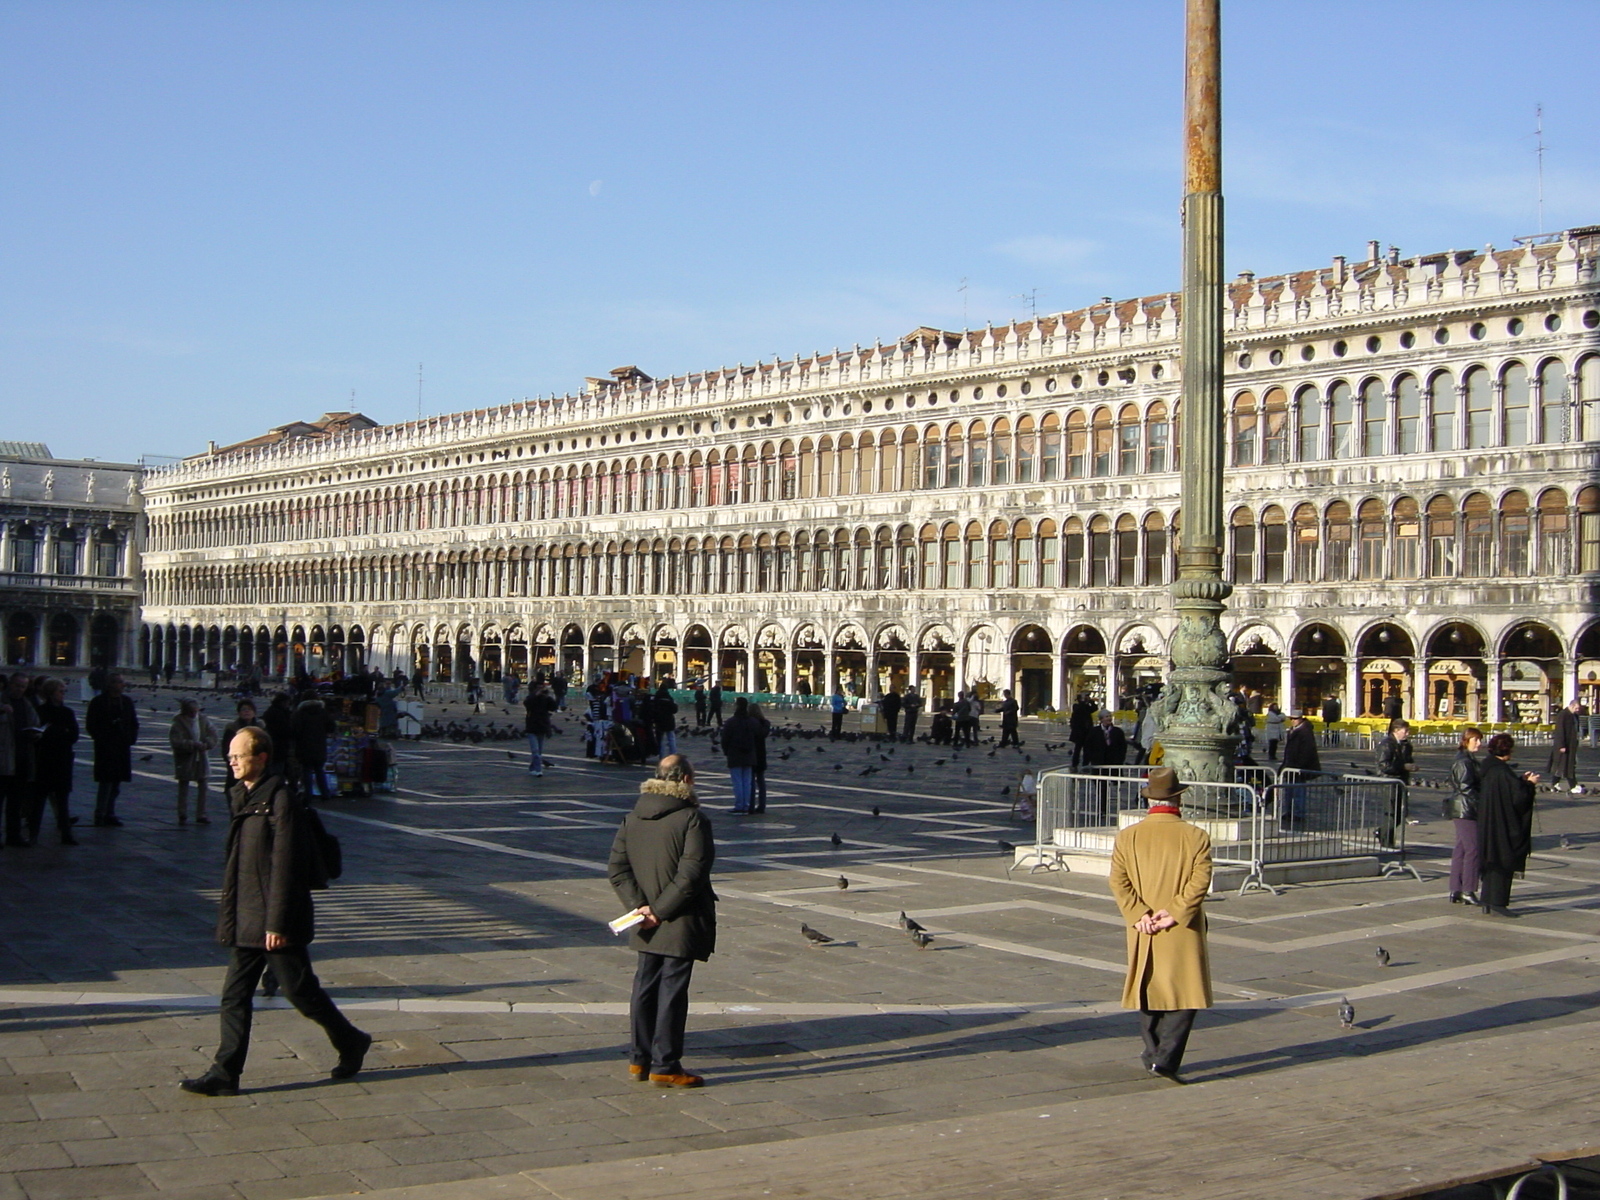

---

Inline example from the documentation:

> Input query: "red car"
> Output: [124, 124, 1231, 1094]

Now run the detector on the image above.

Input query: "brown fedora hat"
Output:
[1141, 766, 1189, 801]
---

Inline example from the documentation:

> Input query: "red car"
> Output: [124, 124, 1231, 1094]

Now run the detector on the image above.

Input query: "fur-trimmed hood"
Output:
[634, 777, 698, 819]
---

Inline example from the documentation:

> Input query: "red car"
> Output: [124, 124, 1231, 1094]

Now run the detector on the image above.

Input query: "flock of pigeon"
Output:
[800, 911, 934, 952]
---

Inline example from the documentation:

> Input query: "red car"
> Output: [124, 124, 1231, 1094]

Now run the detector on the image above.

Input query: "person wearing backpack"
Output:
[180, 726, 370, 1096]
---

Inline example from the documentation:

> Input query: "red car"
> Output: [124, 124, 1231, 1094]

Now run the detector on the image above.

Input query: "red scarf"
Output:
[1147, 804, 1182, 815]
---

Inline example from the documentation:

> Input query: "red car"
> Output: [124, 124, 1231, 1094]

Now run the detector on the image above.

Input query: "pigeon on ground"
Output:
[859, 766, 880, 777]
[906, 765, 915, 774]
[901, 913, 926, 935]
[998, 839, 1016, 855]
[1375, 946, 1391, 968]
[830, 832, 843, 848]
[801, 923, 834, 946]
[1338, 997, 1355, 1028]
[912, 932, 934, 949]
[871, 805, 881, 818]
[833, 763, 842, 772]
[139, 754, 153, 761]
[836, 875, 849, 890]
[987, 750, 997, 758]
[505, 751, 514, 760]
[1025, 754, 1033, 763]
[966, 767, 973, 776]
[934, 759, 946, 766]
[1000, 785, 1010, 795]
[1561, 834, 1574, 849]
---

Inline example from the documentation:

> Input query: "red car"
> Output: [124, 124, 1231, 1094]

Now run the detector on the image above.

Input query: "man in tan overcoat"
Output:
[1108, 766, 1213, 1083]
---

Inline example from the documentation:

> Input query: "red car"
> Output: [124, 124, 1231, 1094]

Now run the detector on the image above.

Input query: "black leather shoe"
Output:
[1149, 1064, 1187, 1085]
[1487, 905, 1520, 919]
[179, 1073, 239, 1097]
[1461, 892, 1480, 906]
[330, 1032, 373, 1080]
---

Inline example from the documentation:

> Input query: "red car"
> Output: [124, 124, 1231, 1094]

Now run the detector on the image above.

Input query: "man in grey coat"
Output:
[608, 754, 717, 1088]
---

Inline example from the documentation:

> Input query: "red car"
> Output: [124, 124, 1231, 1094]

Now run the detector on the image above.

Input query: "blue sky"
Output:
[2, 0, 1595, 463]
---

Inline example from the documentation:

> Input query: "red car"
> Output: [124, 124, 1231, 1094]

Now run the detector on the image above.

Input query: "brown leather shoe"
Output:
[628, 1064, 649, 1081]
[649, 1071, 705, 1088]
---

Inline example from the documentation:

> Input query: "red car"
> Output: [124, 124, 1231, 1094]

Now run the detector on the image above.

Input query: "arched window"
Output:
[1296, 385, 1322, 460]
[1357, 498, 1386, 579]
[1115, 515, 1138, 584]
[1041, 413, 1063, 481]
[1361, 379, 1387, 456]
[1143, 512, 1168, 585]
[1117, 405, 1141, 474]
[1016, 416, 1037, 483]
[966, 422, 987, 487]
[941, 523, 962, 589]
[1145, 403, 1170, 472]
[1088, 515, 1112, 586]
[1091, 408, 1114, 477]
[1068, 410, 1091, 479]
[1262, 505, 1287, 583]
[943, 425, 963, 489]
[1231, 391, 1257, 465]
[1462, 492, 1493, 575]
[1037, 518, 1059, 587]
[1580, 487, 1600, 573]
[1324, 501, 1352, 581]
[900, 429, 920, 491]
[1062, 517, 1085, 587]
[1537, 489, 1570, 575]
[1329, 383, 1355, 458]
[918, 525, 938, 589]
[965, 522, 986, 588]
[989, 519, 1011, 588]
[1500, 490, 1531, 576]
[1581, 357, 1600, 442]
[1502, 363, 1530, 446]
[920, 429, 940, 490]
[1394, 375, 1421, 455]
[990, 419, 1011, 485]
[1230, 507, 1256, 582]
[1540, 359, 1569, 443]
[1465, 366, 1492, 448]
[1393, 497, 1421, 578]
[1262, 388, 1288, 464]
[846, 437, 866, 498]
[1012, 518, 1035, 588]
[1426, 495, 1457, 577]
[1428, 370, 1456, 451]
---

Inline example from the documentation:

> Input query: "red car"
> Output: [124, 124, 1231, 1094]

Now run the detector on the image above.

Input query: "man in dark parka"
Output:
[608, 754, 716, 1088]
[85, 673, 137, 826]
[180, 726, 370, 1095]
[1477, 732, 1539, 917]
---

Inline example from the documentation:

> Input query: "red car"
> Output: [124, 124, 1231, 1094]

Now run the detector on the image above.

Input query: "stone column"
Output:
[1486, 656, 1503, 722]
[866, 648, 880, 699]
[1160, 0, 1237, 798]
[0, 520, 12, 573]
[1280, 657, 1295, 713]
[784, 648, 796, 696]
[1345, 656, 1362, 721]
[1412, 657, 1430, 721]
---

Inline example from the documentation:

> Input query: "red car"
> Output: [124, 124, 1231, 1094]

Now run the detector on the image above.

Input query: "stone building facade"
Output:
[140, 228, 1600, 722]
[0, 444, 144, 671]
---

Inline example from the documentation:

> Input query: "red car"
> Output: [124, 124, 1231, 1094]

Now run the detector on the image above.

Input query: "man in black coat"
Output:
[1278, 712, 1322, 832]
[180, 726, 370, 1096]
[998, 689, 1022, 749]
[720, 698, 761, 814]
[1549, 699, 1583, 793]
[1373, 719, 1414, 849]
[85, 673, 137, 827]
[900, 686, 923, 743]
[1084, 710, 1128, 767]
[1068, 696, 1095, 769]
[878, 688, 902, 740]
[1477, 732, 1539, 916]
[1321, 694, 1343, 747]
[609, 755, 716, 1088]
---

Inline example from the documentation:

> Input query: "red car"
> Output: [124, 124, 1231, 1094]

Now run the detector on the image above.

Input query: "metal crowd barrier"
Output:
[1024, 765, 1420, 896]
[1025, 767, 1264, 893]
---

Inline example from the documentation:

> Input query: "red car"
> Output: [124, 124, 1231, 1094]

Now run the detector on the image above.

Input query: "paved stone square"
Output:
[5, 686, 1600, 1199]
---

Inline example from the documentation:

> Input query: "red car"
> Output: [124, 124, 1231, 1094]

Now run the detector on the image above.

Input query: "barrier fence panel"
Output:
[1260, 772, 1421, 883]
[1029, 769, 1263, 891]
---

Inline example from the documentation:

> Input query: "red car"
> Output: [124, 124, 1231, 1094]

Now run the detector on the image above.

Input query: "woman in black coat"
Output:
[1476, 732, 1539, 917]
[608, 754, 716, 1088]
[85, 674, 138, 826]
[1444, 727, 1483, 906]
[33, 678, 79, 845]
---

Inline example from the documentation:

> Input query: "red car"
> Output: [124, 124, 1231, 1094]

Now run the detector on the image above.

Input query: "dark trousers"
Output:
[212, 945, 364, 1083]
[999, 722, 1020, 748]
[93, 780, 121, 823]
[902, 713, 919, 743]
[829, 712, 843, 739]
[1480, 866, 1514, 909]
[753, 770, 767, 813]
[1450, 818, 1480, 896]
[630, 952, 694, 1075]
[28, 787, 72, 841]
[1139, 1008, 1197, 1074]
[1376, 783, 1408, 848]
[1, 777, 27, 844]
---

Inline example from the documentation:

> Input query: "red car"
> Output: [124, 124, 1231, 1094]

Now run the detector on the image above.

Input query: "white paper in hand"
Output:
[609, 911, 646, 935]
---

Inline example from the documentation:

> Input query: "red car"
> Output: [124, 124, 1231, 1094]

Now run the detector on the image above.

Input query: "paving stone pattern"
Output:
[3, 686, 1600, 1200]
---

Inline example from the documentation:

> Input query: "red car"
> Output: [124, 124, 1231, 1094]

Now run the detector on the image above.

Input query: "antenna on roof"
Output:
[958, 277, 969, 328]
[1534, 102, 1547, 235]
[1014, 288, 1042, 320]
